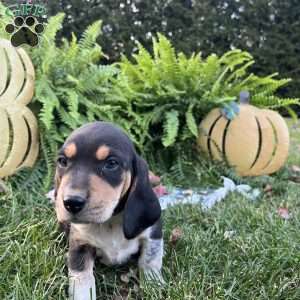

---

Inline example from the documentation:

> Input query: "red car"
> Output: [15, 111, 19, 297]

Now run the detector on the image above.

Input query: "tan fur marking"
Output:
[89, 174, 123, 222]
[89, 174, 118, 204]
[121, 171, 132, 197]
[96, 145, 110, 160]
[64, 143, 77, 158]
[54, 170, 61, 192]
[55, 174, 71, 222]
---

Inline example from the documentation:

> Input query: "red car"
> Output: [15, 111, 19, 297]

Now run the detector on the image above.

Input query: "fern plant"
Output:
[29, 14, 139, 187]
[0, 7, 131, 188]
[27, 15, 110, 186]
[117, 33, 299, 164]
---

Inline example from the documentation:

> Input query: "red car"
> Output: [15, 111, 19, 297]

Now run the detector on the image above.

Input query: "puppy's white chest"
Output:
[72, 218, 140, 265]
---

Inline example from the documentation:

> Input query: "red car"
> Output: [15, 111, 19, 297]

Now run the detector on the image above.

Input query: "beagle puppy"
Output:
[54, 122, 163, 300]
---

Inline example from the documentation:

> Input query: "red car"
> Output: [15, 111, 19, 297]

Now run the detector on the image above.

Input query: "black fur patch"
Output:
[123, 156, 161, 239]
[68, 244, 96, 272]
[150, 218, 163, 240]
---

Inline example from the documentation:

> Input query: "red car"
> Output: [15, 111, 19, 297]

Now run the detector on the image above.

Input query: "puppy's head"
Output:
[54, 122, 161, 239]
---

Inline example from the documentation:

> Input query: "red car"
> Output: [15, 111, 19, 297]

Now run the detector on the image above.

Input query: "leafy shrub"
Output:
[31, 14, 123, 186]
[118, 34, 299, 152]
[0, 8, 129, 188]
[45, 0, 300, 98]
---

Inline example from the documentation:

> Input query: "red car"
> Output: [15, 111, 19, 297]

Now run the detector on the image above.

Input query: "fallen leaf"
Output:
[169, 227, 183, 246]
[153, 185, 168, 197]
[120, 273, 130, 283]
[291, 165, 300, 173]
[263, 184, 273, 197]
[277, 207, 291, 220]
[264, 184, 273, 193]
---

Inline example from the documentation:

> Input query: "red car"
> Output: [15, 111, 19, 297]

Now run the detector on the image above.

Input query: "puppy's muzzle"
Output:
[64, 196, 86, 214]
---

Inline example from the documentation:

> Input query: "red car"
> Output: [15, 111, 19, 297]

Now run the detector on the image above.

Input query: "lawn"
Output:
[0, 120, 300, 300]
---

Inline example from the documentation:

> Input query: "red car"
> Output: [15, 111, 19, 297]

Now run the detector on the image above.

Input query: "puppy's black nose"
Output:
[64, 196, 85, 214]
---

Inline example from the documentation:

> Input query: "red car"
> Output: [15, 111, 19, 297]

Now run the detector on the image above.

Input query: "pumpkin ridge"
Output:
[15, 49, 27, 100]
[207, 114, 223, 159]
[0, 109, 10, 167]
[250, 117, 263, 169]
[0, 48, 10, 98]
[18, 117, 32, 168]
[0, 47, 8, 96]
[222, 120, 231, 165]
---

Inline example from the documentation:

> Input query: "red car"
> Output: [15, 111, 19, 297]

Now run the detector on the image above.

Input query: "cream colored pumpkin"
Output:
[198, 104, 289, 176]
[0, 39, 39, 178]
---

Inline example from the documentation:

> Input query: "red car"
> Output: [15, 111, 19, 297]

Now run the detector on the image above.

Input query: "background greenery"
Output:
[42, 0, 300, 98]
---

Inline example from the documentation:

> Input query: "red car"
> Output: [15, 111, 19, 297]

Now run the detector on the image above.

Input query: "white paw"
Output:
[69, 275, 96, 300]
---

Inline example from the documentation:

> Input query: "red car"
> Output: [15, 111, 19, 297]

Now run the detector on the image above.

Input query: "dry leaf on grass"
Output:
[120, 269, 138, 284]
[263, 184, 273, 197]
[291, 165, 300, 173]
[120, 274, 130, 284]
[169, 227, 183, 246]
[289, 165, 300, 183]
[277, 207, 291, 220]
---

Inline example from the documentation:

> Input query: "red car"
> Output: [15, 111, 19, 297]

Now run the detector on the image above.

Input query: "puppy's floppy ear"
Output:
[123, 155, 161, 239]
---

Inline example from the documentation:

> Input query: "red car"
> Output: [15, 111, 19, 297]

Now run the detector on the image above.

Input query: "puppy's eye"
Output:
[57, 156, 68, 168]
[103, 159, 119, 171]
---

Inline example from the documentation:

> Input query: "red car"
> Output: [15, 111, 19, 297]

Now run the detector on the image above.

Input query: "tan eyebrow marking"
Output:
[96, 145, 110, 160]
[64, 143, 77, 158]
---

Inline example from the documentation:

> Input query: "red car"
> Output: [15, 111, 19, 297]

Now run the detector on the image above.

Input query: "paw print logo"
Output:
[5, 16, 45, 48]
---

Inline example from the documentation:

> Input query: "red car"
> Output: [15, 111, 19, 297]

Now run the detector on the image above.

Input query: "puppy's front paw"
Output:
[69, 275, 96, 300]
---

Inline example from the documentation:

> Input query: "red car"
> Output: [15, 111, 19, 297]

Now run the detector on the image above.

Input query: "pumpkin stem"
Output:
[239, 91, 250, 104]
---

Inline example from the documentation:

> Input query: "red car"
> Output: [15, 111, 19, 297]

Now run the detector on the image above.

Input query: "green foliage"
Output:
[31, 14, 116, 136]
[26, 14, 131, 188]
[118, 34, 299, 168]
[44, 0, 300, 98]
[0, 3, 12, 39]
[162, 110, 179, 147]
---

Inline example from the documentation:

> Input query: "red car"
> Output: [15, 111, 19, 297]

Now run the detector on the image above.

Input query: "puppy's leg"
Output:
[138, 237, 164, 284]
[68, 242, 96, 300]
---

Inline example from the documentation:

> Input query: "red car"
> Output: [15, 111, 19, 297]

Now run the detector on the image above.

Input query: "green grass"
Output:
[287, 119, 300, 166]
[1, 121, 300, 299]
